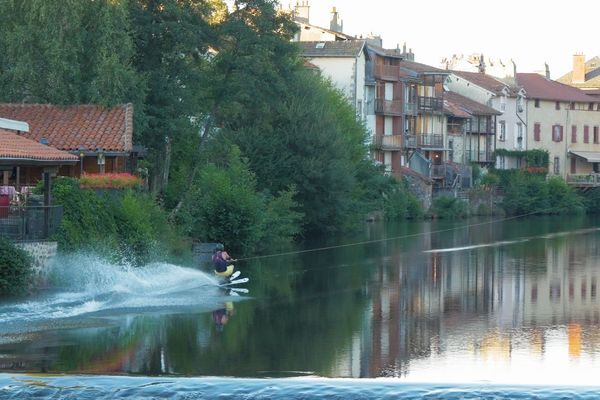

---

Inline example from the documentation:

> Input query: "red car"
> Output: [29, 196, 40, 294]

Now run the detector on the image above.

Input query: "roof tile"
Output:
[0, 103, 134, 152]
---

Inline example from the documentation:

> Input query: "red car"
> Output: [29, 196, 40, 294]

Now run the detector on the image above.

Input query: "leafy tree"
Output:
[0, 0, 143, 107]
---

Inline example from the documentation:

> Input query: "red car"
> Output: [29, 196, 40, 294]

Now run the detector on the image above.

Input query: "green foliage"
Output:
[546, 177, 584, 214]
[480, 172, 500, 188]
[495, 149, 549, 167]
[429, 196, 468, 219]
[0, 239, 33, 296]
[501, 172, 584, 216]
[383, 179, 424, 220]
[179, 146, 302, 255]
[51, 177, 187, 265]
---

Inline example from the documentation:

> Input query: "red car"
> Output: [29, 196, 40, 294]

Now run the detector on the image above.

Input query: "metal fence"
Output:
[0, 205, 63, 241]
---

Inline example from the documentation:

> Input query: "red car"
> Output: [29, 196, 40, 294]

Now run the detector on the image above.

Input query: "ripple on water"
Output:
[2, 375, 600, 399]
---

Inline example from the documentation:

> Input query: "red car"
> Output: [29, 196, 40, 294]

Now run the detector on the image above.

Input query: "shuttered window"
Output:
[572, 125, 577, 143]
[552, 125, 563, 142]
[584, 125, 589, 143]
[534, 123, 541, 141]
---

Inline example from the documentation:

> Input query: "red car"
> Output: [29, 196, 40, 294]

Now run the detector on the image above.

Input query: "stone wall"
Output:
[15, 241, 57, 286]
[401, 167, 433, 210]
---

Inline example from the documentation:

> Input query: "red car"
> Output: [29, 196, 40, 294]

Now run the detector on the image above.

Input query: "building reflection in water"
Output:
[332, 222, 600, 379]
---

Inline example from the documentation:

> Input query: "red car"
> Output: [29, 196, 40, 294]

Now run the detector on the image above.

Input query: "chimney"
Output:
[572, 53, 585, 84]
[545, 62, 550, 79]
[329, 6, 343, 32]
[294, 1, 310, 24]
[478, 53, 486, 74]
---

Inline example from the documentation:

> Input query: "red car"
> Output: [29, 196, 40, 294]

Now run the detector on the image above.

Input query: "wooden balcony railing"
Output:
[418, 96, 443, 112]
[374, 99, 403, 115]
[373, 64, 401, 81]
[372, 134, 402, 150]
[405, 134, 444, 148]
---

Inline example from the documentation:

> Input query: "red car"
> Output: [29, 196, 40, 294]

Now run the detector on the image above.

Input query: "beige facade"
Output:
[526, 99, 600, 179]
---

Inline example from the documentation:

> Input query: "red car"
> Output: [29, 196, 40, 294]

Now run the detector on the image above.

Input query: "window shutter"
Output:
[534, 123, 540, 141]
[584, 125, 589, 143]
[572, 125, 577, 143]
[560, 125, 564, 142]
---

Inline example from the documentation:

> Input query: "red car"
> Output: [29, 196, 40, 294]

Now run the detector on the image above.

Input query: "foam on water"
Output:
[0, 253, 229, 333]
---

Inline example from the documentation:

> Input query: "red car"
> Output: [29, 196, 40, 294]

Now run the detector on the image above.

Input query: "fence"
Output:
[0, 205, 63, 241]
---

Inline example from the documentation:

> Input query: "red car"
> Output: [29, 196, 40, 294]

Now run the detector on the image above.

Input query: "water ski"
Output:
[220, 277, 249, 287]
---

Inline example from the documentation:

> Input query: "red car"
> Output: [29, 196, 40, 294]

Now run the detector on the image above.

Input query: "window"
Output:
[534, 123, 541, 141]
[500, 96, 506, 111]
[534, 99, 540, 108]
[590, 103, 595, 111]
[498, 121, 506, 141]
[584, 125, 590, 143]
[555, 101, 560, 110]
[572, 125, 577, 143]
[516, 122, 524, 149]
[595, 126, 599, 144]
[499, 155, 505, 169]
[554, 156, 560, 174]
[552, 124, 563, 142]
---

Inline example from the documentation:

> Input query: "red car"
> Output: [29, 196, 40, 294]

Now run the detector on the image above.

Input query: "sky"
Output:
[280, 0, 598, 79]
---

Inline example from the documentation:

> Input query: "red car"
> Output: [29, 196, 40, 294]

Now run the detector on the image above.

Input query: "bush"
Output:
[51, 176, 188, 266]
[0, 239, 33, 296]
[429, 196, 468, 219]
[384, 182, 424, 220]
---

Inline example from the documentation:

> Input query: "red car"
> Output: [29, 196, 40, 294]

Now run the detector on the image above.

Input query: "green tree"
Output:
[0, 0, 143, 106]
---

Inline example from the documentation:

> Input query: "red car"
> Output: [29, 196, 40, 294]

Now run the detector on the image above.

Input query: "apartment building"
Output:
[516, 73, 600, 183]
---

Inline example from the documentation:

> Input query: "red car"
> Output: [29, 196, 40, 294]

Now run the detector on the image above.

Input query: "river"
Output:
[1, 215, 600, 398]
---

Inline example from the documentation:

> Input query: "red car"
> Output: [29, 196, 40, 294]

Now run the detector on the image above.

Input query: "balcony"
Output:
[373, 64, 401, 81]
[372, 134, 402, 150]
[465, 150, 495, 163]
[567, 174, 600, 187]
[418, 96, 443, 113]
[374, 99, 402, 115]
[405, 134, 444, 149]
[447, 122, 464, 135]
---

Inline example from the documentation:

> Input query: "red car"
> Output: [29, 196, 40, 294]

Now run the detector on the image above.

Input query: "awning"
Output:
[569, 150, 600, 163]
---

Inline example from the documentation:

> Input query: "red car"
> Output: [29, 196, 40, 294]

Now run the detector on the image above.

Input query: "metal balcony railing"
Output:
[567, 174, 600, 186]
[465, 150, 495, 163]
[0, 205, 63, 241]
[405, 134, 444, 148]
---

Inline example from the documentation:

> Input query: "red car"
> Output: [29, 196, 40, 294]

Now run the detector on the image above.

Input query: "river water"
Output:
[2, 215, 600, 398]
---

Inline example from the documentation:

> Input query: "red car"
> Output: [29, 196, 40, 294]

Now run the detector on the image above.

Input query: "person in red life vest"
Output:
[212, 243, 237, 278]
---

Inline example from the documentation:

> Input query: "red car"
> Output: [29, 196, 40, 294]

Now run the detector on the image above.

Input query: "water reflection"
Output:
[1, 216, 600, 384]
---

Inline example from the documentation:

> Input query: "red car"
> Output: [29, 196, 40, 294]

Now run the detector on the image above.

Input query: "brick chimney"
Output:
[294, 1, 310, 24]
[572, 53, 586, 84]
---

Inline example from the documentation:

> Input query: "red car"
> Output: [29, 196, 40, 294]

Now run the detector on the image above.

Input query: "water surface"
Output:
[1, 215, 600, 396]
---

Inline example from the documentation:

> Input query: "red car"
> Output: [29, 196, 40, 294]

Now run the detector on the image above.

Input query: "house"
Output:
[290, 1, 355, 42]
[446, 70, 527, 169]
[516, 73, 600, 184]
[443, 92, 501, 167]
[0, 121, 78, 240]
[0, 103, 139, 178]
[397, 60, 449, 186]
[296, 40, 369, 119]
[557, 54, 600, 98]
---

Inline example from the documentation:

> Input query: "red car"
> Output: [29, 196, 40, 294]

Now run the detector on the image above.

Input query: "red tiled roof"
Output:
[400, 60, 448, 74]
[444, 92, 501, 116]
[0, 129, 78, 163]
[0, 103, 133, 152]
[450, 70, 508, 95]
[516, 73, 598, 103]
